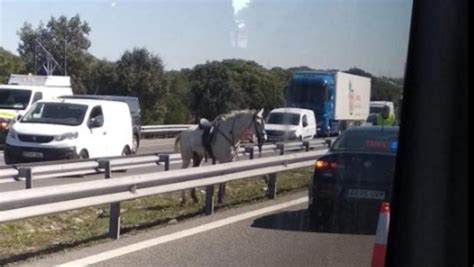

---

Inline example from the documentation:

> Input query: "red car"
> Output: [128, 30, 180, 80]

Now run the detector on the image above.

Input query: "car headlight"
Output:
[54, 132, 78, 141]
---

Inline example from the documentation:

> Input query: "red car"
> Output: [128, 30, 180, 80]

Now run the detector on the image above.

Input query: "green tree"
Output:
[17, 15, 92, 93]
[188, 61, 243, 121]
[0, 47, 25, 83]
[163, 70, 191, 124]
[85, 59, 119, 95]
[116, 48, 168, 124]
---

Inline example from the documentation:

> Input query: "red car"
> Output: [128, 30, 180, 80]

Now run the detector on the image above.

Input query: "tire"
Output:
[115, 146, 131, 173]
[132, 135, 139, 154]
[78, 150, 89, 160]
[122, 146, 131, 156]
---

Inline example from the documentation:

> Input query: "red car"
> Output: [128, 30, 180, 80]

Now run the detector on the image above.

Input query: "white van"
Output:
[370, 101, 395, 117]
[265, 108, 317, 142]
[4, 98, 133, 164]
[0, 74, 73, 144]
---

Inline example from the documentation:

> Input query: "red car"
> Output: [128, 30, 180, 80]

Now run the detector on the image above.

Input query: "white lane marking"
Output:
[59, 197, 308, 266]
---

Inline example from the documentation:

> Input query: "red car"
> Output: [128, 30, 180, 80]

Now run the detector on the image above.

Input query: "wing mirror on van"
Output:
[302, 121, 308, 127]
[325, 139, 332, 148]
[89, 116, 104, 128]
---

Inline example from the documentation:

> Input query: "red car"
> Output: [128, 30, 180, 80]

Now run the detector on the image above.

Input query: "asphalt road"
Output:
[17, 192, 374, 267]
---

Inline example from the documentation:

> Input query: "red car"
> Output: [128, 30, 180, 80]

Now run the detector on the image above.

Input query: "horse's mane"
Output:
[216, 109, 254, 122]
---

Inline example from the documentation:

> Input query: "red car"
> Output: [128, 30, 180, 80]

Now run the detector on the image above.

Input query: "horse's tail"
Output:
[174, 133, 182, 153]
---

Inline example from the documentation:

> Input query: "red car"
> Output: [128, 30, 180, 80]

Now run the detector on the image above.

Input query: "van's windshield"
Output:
[0, 89, 31, 110]
[21, 102, 88, 126]
[370, 106, 385, 114]
[267, 112, 300, 125]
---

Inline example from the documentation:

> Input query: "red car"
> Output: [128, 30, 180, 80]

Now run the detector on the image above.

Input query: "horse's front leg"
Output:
[217, 184, 226, 204]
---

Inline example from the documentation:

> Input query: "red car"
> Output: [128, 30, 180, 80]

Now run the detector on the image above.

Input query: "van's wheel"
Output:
[78, 150, 89, 160]
[76, 150, 89, 177]
[132, 135, 139, 154]
[122, 146, 131, 156]
[116, 146, 131, 173]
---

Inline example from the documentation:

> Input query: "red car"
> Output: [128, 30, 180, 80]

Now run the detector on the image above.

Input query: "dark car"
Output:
[308, 126, 399, 233]
[60, 95, 141, 153]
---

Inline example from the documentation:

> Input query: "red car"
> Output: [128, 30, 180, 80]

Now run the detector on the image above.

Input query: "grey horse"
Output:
[174, 109, 266, 205]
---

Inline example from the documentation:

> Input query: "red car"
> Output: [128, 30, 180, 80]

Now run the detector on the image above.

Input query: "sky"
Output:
[0, 0, 412, 77]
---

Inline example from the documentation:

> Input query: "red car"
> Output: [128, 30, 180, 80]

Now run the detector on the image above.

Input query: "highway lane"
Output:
[22, 192, 374, 267]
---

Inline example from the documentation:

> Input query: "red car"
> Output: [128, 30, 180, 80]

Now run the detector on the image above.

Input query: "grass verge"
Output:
[0, 167, 313, 264]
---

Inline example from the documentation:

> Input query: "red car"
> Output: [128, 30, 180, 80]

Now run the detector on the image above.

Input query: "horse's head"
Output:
[252, 108, 267, 147]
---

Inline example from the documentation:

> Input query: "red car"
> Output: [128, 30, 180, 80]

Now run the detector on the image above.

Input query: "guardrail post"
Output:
[303, 141, 310, 152]
[100, 160, 121, 240]
[245, 146, 254, 159]
[267, 173, 277, 199]
[18, 168, 33, 189]
[158, 154, 170, 171]
[276, 143, 285, 155]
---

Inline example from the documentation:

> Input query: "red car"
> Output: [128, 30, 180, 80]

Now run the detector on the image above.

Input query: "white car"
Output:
[4, 98, 133, 164]
[265, 108, 317, 142]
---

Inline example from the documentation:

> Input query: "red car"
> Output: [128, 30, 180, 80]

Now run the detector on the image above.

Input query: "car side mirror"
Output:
[325, 139, 332, 148]
[16, 114, 22, 121]
[302, 121, 308, 127]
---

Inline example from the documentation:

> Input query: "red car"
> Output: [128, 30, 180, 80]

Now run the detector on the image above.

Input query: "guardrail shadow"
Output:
[251, 209, 375, 235]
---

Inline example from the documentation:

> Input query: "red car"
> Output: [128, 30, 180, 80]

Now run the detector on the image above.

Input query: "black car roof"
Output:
[345, 126, 399, 133]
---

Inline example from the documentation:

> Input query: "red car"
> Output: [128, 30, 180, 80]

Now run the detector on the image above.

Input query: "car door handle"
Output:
[103, 131, 107, 135]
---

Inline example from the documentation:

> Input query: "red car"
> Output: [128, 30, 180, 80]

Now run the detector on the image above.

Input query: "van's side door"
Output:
[86, 105, 107, 158]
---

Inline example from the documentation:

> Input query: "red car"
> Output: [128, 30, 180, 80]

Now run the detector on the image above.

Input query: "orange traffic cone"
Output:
[371, 202, 390, 267]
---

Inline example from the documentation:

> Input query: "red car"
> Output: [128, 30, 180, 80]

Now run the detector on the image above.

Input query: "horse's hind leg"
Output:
[180, 155, 192, 206]
[190, 152, 202, 203]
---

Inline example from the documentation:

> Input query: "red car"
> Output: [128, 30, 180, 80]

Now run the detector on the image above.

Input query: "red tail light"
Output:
[315, 160, 337, 169]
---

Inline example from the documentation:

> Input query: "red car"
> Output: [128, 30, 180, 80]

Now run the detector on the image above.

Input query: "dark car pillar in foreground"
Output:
[386, 0, 467, 266]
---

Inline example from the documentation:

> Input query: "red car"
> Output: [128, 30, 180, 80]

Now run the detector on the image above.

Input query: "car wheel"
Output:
[132, 135, 139, 154]
[4, 152, 15, 165]
[78, 150, 89, 160]
[122, 146, 131, 156]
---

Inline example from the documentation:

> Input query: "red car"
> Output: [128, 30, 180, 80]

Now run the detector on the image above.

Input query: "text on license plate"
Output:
[22, 151, 43, 158]
[347, 189, 385, 200]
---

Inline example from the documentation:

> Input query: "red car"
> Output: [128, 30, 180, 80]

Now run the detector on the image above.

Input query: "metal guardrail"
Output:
[140, 124, 195, 134]
[0, 139, 329, 187]
[0, 149, 327, 239]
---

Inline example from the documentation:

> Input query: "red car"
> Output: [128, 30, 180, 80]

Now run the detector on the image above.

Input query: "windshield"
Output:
[331, 128, 399, 153]
[267, 112, 300, 125]
[0, 89, 31, 110]
[370, 106, 385, 114]
[287, 84, 327, 105]
[21, 102, 88, 126]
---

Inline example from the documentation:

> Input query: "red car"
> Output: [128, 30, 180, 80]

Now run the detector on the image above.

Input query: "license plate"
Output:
[347, 189, 385, 200]
[22, 151, 43, 158]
